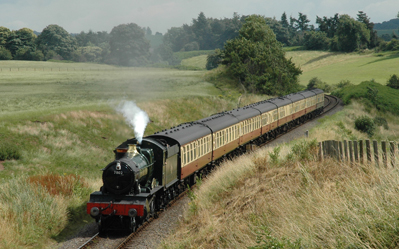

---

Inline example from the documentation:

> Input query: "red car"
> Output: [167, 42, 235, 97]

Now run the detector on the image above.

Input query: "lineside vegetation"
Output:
[161, 100, 399, 248]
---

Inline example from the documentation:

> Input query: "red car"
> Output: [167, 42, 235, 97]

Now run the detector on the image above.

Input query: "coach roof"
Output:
[150, 122, 211, 146]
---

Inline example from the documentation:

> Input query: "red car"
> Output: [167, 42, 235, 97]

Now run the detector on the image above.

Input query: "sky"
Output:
[0, 0, 398, 34]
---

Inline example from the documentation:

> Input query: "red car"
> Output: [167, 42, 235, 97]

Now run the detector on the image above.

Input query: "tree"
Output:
[0, 46, 12, 60]
[265, 17, 290, 45]
[5, 28, 37, 57]
[108, 23, 150, 66]
[295, 13, 310, 31]
[303, 31, 329, 50]
[192, 12, 214, 49]
[221, 15, 302, 95]
[0, 26, 11, 47]
[36, 24, 77, 60]
[280, 12, 289, 28]
[357, 11, 378, 48]
[146, 27, 152, 36]
[335, 15, 370, 52]
[387, 74, 399, 89]
[316, 14, 339, 38]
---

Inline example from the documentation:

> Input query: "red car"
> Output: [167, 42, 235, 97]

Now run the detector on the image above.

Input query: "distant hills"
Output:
[374, 18, 399, 30]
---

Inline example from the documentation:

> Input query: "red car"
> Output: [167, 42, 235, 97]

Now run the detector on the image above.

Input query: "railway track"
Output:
[78, 94, 341, 249]
[78, 189, 189, 249]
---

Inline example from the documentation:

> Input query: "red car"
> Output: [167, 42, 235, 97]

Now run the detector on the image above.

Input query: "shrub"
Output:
[387, 74, 399, 89]
[206, 49, 222, 70]
[337, 80, 352, 89]
[0, 144, 21, 160]
[354, 115, 375, 137]
[307, 77, 332, 92]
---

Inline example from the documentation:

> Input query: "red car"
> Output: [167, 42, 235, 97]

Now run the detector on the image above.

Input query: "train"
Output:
[86, 88, 325, 232]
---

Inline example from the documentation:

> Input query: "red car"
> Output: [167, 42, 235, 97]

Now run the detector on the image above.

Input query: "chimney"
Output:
[127, 144, 139, 158]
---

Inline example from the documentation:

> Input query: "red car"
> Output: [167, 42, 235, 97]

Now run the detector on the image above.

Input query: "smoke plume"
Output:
[116, 101, 150, 144]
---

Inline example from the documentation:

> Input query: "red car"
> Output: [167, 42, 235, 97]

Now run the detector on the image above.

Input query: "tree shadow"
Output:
[303, 52, 341, 66]
[362, 52, 399, 66]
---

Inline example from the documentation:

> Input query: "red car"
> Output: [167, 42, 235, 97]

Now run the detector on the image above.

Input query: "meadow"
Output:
[180, 49, 399, 86]
[1, 49, 399, 248]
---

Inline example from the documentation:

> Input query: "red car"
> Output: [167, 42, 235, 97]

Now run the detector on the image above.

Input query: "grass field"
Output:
[0, 61, 219, 118]
[287, 51, 399, 86]
[180, 50, 399, 87]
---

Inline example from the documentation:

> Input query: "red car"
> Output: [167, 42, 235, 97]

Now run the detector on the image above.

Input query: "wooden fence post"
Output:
[349, 141, 353, 163]
[354, 141, 359, 162]
[344, 140, 348, 161]
[382, 141, 387, 168]
[373, 140, 379, 167]
[359, 140, 364, 164]
[366, 140, 371, 163]
[319, 142, 323, 161]
[339, 141, 343, 161]
[333, 140, 339, 160]
[391, 141, 396, 167]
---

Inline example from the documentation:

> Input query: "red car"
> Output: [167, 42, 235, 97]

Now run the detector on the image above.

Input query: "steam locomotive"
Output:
[86, 89, 325, 232]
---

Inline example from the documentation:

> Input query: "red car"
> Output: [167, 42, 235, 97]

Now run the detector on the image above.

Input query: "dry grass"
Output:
[162, 143, 399, 248]
[161, 102, 399, 248]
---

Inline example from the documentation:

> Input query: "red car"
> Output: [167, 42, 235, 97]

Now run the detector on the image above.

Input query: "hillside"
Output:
[161, 83, 399, 248]
[374, 18, 399, 30]
[182, 50, 399, 87]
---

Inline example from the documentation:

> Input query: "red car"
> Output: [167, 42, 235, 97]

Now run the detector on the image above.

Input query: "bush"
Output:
[387, 74, 399, 89]
[206, 49, 222, 70]
[337, 80, 352, 89]
[355, 116, 375, 137]
[307, 77, 332, 92]
[0, 144, 21, 160]
[303, 31, 330, 50]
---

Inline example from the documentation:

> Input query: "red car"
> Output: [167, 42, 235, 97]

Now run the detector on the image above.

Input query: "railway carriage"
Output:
[87, 89, 325, 233]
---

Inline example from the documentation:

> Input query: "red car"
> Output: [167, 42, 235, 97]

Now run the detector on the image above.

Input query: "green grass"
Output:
[286, 50, 399, 86]
[181, 54, 208, 70]
[0, 61, 219, 117]
[174, 50, 213, 60]
[333, 80, 399, 114]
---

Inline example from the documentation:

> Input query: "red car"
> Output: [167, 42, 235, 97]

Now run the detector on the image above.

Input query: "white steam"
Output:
[116, 101, 150, 144]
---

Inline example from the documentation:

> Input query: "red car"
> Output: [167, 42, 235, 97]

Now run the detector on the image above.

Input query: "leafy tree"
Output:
[153, 43, 181, 65]
[206, 49, 222, 70]
[265, 17, 290, 45]
[163, 26, 194, 52]
[146, 27, 152, 36]
[280, 12, 289, 28]
[387, 74, 399, 89]
[0, 46, 12, 60]
[295, 13, 310, 31]
[108, 23, 150, 66]
[303, 31, 329, 50]
[357, 11, 378, 48]
[0, 26, 11, 47]
[192, 12, 213, 49]
[36, 24, 77, 60]
[221, 15, 302, 95]
[316, 14, 339, 38]
[335, 15, 370, 52]
[5, 28, 37, 57]
[75, 30, 110, 47]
